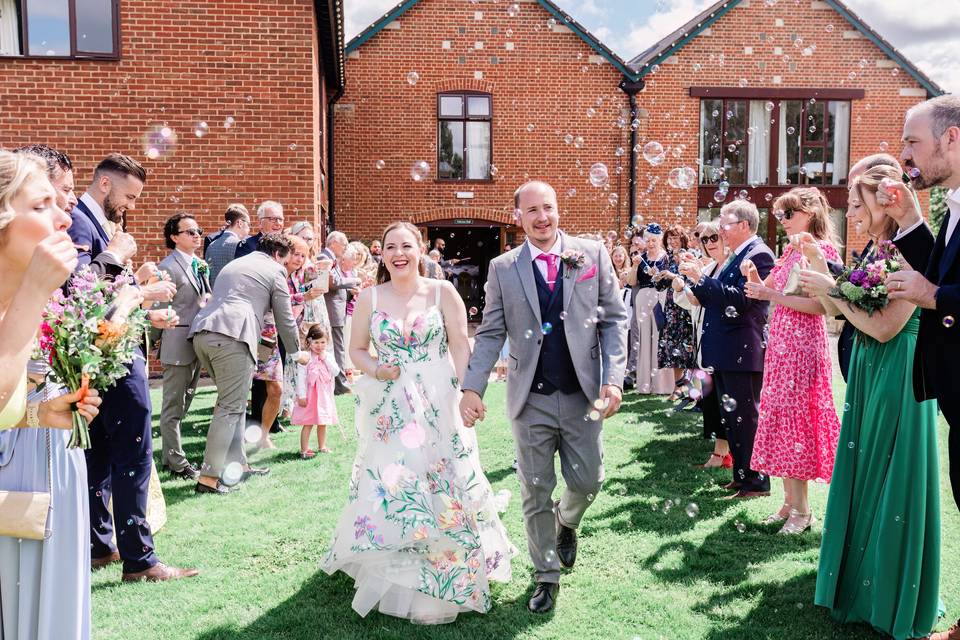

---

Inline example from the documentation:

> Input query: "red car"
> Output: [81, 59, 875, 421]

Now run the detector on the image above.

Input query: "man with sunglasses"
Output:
[235, 200, 285, 258]
[156, 213, 211, 480]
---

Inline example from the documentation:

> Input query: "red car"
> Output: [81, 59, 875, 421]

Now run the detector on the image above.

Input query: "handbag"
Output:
[0, 428, 52, 540]
[653, 301, 667, 332]
[783, 262, 806, 297]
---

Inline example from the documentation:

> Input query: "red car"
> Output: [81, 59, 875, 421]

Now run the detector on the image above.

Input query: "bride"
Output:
[321, 221, 515, 624]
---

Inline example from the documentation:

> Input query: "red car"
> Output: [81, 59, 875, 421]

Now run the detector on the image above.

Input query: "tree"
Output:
[930, 187, 948, 235]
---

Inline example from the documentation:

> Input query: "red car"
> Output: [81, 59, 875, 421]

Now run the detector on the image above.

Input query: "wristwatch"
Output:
[26, 401, 41, 428]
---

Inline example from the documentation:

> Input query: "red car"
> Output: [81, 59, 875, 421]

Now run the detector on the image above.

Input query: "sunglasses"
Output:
[700, 234, 720, 244]
[773, 209, 799, 222]
[178, 228, 204, 237]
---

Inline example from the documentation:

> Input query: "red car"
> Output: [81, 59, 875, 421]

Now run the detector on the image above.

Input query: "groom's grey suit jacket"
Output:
[463, 232, 628, 419]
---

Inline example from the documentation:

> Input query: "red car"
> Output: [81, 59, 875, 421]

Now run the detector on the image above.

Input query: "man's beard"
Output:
[103, 192, 124, 223]
[909, 141, 952, 190]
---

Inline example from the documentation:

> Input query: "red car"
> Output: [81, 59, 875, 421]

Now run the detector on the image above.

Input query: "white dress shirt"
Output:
[79, 192, 112, 240]
[526, 233, 563, 281]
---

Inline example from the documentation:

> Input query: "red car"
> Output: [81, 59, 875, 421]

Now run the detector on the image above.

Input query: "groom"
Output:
[460, 181, 628, 613]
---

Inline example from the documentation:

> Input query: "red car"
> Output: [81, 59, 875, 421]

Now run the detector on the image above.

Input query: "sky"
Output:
[344, 0, 959, 93]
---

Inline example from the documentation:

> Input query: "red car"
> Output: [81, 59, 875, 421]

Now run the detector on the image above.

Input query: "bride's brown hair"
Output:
[376, 221, 428, 284]
[851, 165, 910, 242]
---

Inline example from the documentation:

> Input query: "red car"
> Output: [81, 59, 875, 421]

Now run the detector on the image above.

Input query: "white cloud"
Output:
[602, 0, 716, 62]
[344, 0, 399, 43]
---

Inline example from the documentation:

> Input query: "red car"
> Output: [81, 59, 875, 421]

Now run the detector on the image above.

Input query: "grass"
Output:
[90, 378, 960, 640]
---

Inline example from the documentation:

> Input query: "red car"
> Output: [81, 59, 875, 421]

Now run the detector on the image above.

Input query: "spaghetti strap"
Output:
[434, 281, 441, 307]
[371, 285, 378, 312]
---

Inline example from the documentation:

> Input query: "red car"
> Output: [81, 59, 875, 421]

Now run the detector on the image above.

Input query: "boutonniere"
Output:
[196, 259, 209, 277]
[560, 249, 586, 270]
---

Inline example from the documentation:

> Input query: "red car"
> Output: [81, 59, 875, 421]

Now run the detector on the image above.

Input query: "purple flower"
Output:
[849, 270, 867, 286]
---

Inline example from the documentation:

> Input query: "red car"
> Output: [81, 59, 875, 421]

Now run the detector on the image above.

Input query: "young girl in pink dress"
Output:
[743, 187, 842, 535]
[292, 324, 340, 459]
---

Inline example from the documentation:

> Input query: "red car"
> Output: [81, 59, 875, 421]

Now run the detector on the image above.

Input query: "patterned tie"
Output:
[536, 254, 558, 292]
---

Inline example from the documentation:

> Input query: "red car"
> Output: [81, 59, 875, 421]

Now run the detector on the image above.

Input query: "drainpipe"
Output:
[326, 84, 344, 232]
[619, 78, 645, 230]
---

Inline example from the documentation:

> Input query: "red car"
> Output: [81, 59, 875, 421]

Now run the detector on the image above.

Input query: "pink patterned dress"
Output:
[751, 241, 842, 482]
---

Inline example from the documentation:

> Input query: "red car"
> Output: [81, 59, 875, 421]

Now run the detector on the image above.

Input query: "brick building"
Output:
[335, 0, 942, 306]
[0, 0, 345, 263]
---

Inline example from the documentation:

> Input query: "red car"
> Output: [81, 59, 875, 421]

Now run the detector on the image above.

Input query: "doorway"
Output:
[425, 224, 503, 319]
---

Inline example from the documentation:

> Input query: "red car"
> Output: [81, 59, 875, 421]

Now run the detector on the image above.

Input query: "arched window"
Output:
[437, 92, 492, 181]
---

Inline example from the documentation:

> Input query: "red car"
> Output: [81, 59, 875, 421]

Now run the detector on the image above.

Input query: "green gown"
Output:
[815, 311, 941, 639]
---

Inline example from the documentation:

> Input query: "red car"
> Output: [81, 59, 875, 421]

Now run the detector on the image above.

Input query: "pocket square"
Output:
[576, 264, 598, 282]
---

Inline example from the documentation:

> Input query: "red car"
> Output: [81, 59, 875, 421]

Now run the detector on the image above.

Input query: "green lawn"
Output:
[90, 380, 960, 640]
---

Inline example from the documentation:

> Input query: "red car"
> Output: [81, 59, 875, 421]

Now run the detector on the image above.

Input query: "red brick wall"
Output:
[629, 0, 931, 256]
[336, 0, 933, 259]
[334, 0, 633, 245]
[0, 0, 328, 262]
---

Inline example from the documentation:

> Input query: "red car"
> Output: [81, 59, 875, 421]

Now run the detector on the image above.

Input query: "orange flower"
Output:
[95, 319, 125, 348]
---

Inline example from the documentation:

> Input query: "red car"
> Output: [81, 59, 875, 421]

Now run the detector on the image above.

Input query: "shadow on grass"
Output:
[193, 570, 549, 640]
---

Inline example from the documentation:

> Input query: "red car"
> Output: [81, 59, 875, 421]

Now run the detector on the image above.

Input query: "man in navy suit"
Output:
[681, 200, 775, 499]
[234, 200, 284, 258]
[69, 153, 198, 583]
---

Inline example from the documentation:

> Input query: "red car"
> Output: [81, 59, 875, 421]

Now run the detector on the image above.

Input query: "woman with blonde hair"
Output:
[799, 165, 940, 638]
[743, 186, 842, 533]
[0, 150, 104, 640]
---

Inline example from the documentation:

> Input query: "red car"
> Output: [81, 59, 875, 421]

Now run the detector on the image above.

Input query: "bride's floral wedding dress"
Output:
[322, 284, 515, 624]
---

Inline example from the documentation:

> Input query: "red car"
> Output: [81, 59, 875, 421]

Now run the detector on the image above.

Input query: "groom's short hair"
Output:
[513, 181, 556, 209]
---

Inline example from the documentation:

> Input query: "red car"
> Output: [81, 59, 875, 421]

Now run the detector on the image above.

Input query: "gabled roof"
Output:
[344, 0, 636, 79]
[626, 0, 943, 97]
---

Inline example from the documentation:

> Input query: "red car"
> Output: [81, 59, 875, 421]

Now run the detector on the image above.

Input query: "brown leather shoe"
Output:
[122, 562, 200, 583]
[722, 490, 771, 500]
[930, 619, 960, 640]
[720, 480, 742, 491]
[91, 550, 121, 570]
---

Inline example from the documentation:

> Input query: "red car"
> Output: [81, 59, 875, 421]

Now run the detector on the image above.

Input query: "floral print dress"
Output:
[321, 283, 515, 624]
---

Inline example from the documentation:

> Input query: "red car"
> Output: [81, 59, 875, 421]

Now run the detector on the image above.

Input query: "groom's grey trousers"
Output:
[193, 331, 253, 479]
[513, 389, 604, 584]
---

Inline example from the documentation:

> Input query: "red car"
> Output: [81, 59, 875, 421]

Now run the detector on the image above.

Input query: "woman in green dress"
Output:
[801, 164, 941, 639]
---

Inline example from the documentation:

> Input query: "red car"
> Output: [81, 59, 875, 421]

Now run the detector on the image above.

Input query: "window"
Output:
[699, 96, 850, 187]
[0, 0, 119, 58]
[438, 92, 492, 181]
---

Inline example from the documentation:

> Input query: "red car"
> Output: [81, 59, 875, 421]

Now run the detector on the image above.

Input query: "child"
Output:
[291, 324, 340, 458]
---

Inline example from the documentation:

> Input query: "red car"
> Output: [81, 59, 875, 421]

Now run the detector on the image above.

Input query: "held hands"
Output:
[374, 363, 401, 382]
[110, 285, 145, 324]
[294, 351, 311, 365]
[106, 231, 137, 263]
[877, 178, 922, 230]
[799, 269, 836, 298]
[147, 308, 179, 329]
[303, 287, 324, 301]
[40, 388, 102, 429]
[25, 232, 78, 294]
[459, 390, 486, 428]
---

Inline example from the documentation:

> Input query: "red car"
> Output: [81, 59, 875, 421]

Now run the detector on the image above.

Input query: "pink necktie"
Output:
[537, 254, 558, 291]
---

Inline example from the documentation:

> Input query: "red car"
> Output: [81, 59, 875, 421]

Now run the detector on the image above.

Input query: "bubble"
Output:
[735, 521, 747, 533]
[724, 306, 738, 318]
[863, 579, 870, 587]
[908, 167, 921, 179]
[764, 101, 775, 112]
[142, 124, 177, 160]
[685, 503, 700, 518]
[643, 141, 666, 165]
[541, 322, 553, 335]
[587, 493, 595, 502]
[524, 329, 534, 339]
[559, 311, 568, 320]
[567, 188, 577, 197]
[786, 126, 796, 136]
[223, 116, 235, 129]
[847, 441, 855, 449]
[608, 193, 619, 207]
[563, 133, 574, 144]
[721, 394, 738, 412]
[532, 476, 540, 485]
[588, 410, 601, 421]
[410, 160, 430, 181]
[222, 462, 243, 485]
[794, 442, 804, 453]
[545, 549, 556, 562]
[546, 17, 557, 29]
[943, 316, 955, 328]
[289, 143, 298, 151]
[589, 162, 609, 187]
[843, 402, 851, 412]
[738, 78, 749, 88]
[586, 107, 596, 118]
[244, 425, 262, 443]
[506, 3, 519, 17]
[667, 166, 697, 190]
[526, 123, 535, 132]
[574, 135, 584, 148]
[879, 141, 889, 152]
[193, 121, 209, 138]
[406, 70, 420, 85]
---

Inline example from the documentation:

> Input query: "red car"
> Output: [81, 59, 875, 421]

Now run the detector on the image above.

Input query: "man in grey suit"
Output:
[189, 233, 302, 494]
[204, 203, 250, 287]
[320, 230, 360, 394]
[460, 181, 627, 613]
[156, 213, 211, 480]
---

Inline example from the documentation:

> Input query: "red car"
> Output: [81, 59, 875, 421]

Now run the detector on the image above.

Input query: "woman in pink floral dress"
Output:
[743, 187, 842, 535]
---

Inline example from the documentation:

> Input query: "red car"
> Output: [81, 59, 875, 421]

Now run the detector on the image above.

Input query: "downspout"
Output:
[619, 78, 644, 229]
[326, 84, 344, 231]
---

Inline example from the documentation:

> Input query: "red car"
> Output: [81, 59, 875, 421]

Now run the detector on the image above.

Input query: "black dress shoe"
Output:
[528, 581, 559, 613]
[555, 501, 578, 568]
[195, 481, 232, 495]
[166, 464, 199, 481]
[240, 467, 270, 482]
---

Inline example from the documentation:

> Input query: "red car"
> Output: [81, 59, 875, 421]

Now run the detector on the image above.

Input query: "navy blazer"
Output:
[692, 237, 775, 373]
[894, 220, 959, 401]
[67, 199, 124, 278]
[234, 232, 262, 259]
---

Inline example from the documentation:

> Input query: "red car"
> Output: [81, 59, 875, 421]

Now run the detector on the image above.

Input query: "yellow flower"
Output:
[413, 525, 429, 541]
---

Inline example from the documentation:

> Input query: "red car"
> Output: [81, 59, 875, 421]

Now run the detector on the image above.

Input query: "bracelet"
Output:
[26, 401, 41, 428]
[374, 366, 383, 382]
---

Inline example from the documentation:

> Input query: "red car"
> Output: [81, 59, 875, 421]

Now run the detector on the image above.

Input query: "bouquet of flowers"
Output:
[35, 266, 148, 448]
[829, 240, 903, 316]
